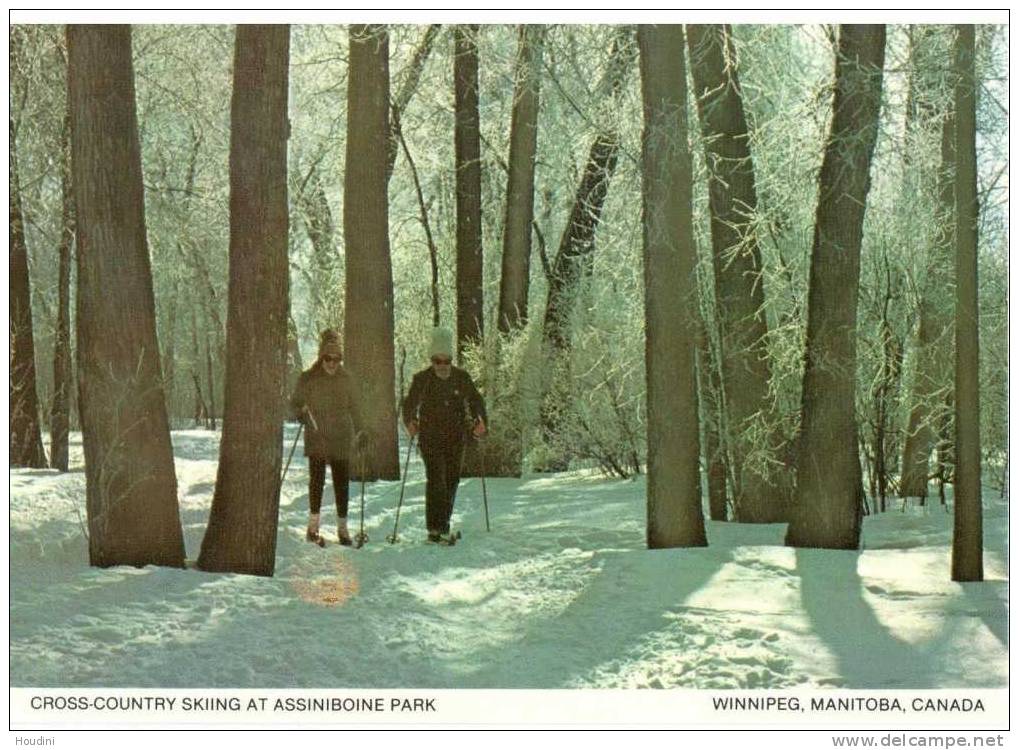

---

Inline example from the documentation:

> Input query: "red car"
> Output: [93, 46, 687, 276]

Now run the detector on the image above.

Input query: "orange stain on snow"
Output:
[290, 552, 360, 607]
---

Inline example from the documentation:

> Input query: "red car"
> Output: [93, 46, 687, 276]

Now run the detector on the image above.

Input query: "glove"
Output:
[472, 417, 487, 438]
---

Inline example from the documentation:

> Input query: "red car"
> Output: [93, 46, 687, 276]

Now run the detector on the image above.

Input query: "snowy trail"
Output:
[8, 428, 1009, 689]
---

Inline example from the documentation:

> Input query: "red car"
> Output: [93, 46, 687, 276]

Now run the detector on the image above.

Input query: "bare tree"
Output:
[540, 27, 635, 468]
[344, 24, 399, 479]
[198, 25, 291, 576]
[454, 25, 484, 358]
[786, 25, 886, 550]
[638, 24, 707, 549]
[497, 25, 545, 334]
[900, 27, 956, 501]
[10, 115, 48, 469]
[950, 24, 982, 582]
[687, 24, 787, 522]
[67, 24, 185, 567]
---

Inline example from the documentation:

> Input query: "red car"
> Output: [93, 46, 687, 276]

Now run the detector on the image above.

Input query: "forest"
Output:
[9, 23, 1008, 583]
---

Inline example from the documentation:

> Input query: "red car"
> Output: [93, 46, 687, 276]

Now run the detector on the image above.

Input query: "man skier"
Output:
[402, 327, 486, 544]
[290, 329, 368, 546]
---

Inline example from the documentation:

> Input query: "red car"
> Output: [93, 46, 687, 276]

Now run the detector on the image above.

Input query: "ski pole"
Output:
[480, 436, 490, 532]
[387, 434, 417, 544]
[355, 441, 369, 548]
[277, 421, 304, 500]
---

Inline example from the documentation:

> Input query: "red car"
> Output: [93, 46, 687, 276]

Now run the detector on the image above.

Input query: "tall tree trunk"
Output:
[10, 116, 48, 469]
[50, 110, 75, 471]
[198, 25, 291, 577]
[67, 25, 185, 568]
[950, 25, 982, 582]
[344, 25, 399, 480]
[638, 24, 706, 549]
[454, 25, 484, 359]
[900, 31, 956, 499]
[687, 24, 787, 523]
[785, 25, 886, 551]
[498, 24, 544, 334]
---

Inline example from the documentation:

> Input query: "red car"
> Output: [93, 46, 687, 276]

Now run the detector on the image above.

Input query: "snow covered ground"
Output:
[8, 427, 1009, 690]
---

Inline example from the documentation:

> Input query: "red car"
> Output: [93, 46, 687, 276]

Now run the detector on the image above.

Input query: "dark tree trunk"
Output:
[497, 25, 544, 334]
[786, 25, 886, 551]
[67, 25, 185, 568]
[344, 25, 399, 480]
[50, 111, 75, 471]
[454, 25, 484, 359]
[687, 24, 787, 523]
[638, 24, 707, 549]
[542, 133, 622, 356]
[205, 329, 217, 430]
[10, 116, 48, 469]
[190, 308, 209, 427]
[950, 25, 982, 582]
[198, 25, 291, 577]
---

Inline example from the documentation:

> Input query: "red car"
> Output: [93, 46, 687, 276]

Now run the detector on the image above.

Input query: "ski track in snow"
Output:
[8, 428, 1009, 689]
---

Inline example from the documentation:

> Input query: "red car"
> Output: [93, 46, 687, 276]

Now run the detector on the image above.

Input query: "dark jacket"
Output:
[290, 362, 364, 460]
[402, 366, 486, 447]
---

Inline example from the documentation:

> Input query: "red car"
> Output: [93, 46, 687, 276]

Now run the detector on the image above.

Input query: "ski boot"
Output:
[337, 517, 353, 547]
[307, 513, 326, 547]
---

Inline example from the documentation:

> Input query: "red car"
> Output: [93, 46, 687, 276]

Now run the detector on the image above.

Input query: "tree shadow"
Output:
[795, 548, 945, 688]
[460, 544, 731, 688]
[960, 581, 1008, 648]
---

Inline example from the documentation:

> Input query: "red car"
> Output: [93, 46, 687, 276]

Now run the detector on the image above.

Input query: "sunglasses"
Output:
[431, 357, 452, 366]
[323, 355, 341, 364]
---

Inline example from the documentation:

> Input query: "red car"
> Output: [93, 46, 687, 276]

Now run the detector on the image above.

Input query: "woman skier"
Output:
[290, 329, 368, 546]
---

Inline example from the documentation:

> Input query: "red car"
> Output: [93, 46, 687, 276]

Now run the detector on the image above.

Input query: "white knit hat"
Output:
[428, 327, 454, 358]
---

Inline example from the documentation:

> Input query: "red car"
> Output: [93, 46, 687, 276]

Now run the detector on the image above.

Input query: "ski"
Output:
[428, 530, 461, 546]
[384, 530, 462, 546]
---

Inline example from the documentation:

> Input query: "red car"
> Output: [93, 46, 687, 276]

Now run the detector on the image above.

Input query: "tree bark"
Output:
[67, 24, 185, 567]
[454, 25, 484, 359]
[50, 110, 75, 471]
[497, 25, 545, 334]
[344, 25, 399, 480]
[9, 116, 48, 469]
[197, 25, 291, 576]
[687, 24, 787, 522]
[638, 24, 707, 549]
[950, 24, 982, 582]
[786, 25, 886, 551]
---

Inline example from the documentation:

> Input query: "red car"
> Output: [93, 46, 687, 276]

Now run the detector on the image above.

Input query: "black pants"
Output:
[420, 437, 464, 535]
[308, 457, 349, 517]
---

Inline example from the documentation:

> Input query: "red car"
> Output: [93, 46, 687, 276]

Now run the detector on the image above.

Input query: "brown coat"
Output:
[290, 362, 364, 460]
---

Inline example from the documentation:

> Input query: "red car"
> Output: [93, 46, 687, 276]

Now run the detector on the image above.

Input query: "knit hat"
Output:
[319, 329, 342, 360]
[428, 327, 454, 359]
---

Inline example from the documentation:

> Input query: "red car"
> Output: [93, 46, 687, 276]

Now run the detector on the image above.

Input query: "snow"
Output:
[8, 427, 1009, 693]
